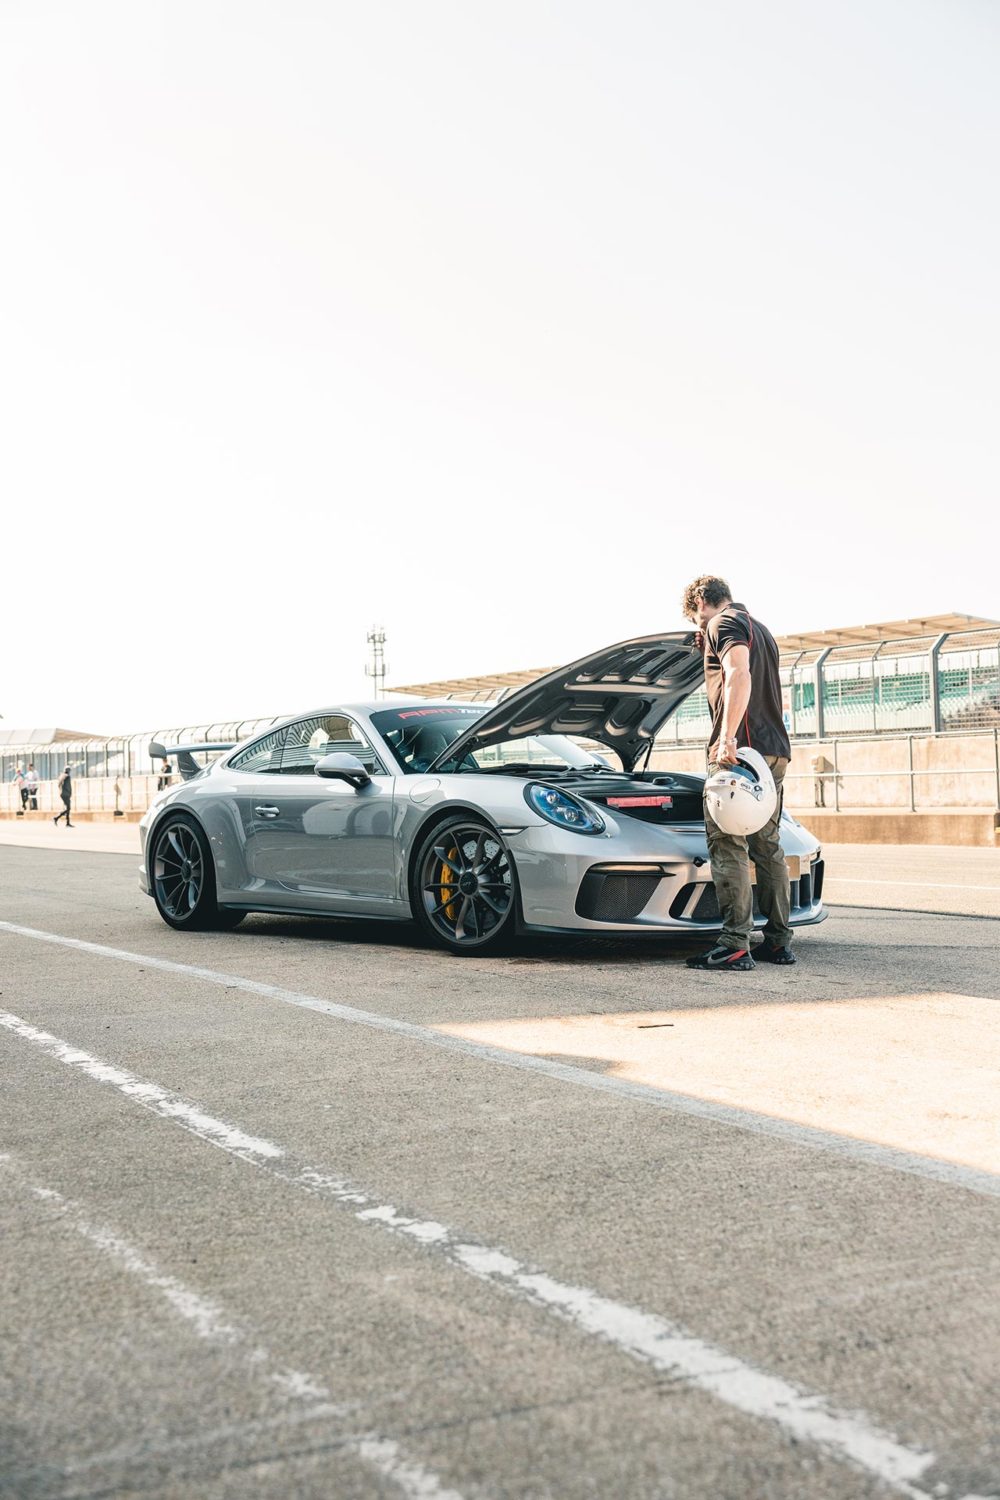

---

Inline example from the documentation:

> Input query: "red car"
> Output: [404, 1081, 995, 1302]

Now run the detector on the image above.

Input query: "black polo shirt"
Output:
[704, 603, 791, 760]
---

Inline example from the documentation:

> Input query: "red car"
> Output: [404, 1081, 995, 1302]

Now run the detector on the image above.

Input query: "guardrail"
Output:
[784, 729, 1000, 812]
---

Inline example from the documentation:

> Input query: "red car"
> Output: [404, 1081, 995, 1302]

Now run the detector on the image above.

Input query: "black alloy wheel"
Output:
[413, 817, 517, 954]
[151, 815, 245, 932]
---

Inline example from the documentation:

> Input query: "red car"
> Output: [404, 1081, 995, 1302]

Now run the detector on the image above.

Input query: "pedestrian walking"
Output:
[12, 763, 27, 815]
[157, 759, 172, 791]
[53, 765, 74, 827]
[25, 763, 40, 811]
[680, 575, 794, 970]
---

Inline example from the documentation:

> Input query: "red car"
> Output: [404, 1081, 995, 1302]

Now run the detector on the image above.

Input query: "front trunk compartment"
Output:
[561, 770, 705, 825]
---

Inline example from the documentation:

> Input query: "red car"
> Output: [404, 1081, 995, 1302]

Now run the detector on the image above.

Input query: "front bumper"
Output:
[509, 818, 825, 935]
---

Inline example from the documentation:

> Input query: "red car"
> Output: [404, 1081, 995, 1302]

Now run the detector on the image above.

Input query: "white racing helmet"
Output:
[704, 747, 777, 836]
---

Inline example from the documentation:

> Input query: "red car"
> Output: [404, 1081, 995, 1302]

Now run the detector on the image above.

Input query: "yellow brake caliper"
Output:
[441, 845, 460, 924]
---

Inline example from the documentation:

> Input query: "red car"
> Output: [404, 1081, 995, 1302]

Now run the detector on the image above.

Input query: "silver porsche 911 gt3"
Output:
[139, 634, 825, 954]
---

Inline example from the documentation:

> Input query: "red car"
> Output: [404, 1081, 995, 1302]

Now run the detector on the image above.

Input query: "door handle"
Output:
[253, 805, 280, 819]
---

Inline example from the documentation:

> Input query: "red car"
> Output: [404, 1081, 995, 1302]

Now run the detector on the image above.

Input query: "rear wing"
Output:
[148, 740, 236, 782]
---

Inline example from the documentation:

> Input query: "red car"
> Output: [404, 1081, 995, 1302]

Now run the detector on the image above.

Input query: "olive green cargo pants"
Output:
[704, 756, 791, 953]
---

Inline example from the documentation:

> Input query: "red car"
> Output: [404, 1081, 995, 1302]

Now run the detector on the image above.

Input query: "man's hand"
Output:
[694, 629, 705, 652]
[711, 736, 739, 767]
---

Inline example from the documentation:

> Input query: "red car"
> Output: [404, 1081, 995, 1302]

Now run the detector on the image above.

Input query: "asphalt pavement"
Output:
[1, 839, 998, 1499]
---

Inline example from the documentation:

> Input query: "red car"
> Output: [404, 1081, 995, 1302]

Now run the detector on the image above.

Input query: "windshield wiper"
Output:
[440, 760, 619, 778]
[478, 762, 577, 776]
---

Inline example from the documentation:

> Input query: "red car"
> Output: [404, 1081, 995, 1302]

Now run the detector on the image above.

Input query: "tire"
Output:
[150, 813, 246, 932]
[411, 815, 518, 955]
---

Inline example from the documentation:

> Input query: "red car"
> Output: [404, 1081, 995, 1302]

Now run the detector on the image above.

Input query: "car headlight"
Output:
[525, 783, 605, 834]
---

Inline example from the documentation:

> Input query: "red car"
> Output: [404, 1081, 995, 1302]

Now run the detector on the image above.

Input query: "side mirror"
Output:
[315, 752, 371, 790]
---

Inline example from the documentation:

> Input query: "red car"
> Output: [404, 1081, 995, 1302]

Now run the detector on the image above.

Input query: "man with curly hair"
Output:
[680, 576, 793, 971]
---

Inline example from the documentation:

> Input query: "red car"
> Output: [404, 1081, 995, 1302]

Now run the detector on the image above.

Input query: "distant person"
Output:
[157, 759, 172, 791]
[12, 763, 27, 815]
[811, 752, 830, 807]
[53, 765, 74, 827]
[25, 763, 39, 811]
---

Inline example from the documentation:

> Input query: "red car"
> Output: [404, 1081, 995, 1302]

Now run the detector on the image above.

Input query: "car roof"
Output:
[256, 698, 484, 731]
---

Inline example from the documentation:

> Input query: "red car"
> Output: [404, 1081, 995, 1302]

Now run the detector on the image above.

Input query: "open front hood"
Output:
[427, 633, 704, 774]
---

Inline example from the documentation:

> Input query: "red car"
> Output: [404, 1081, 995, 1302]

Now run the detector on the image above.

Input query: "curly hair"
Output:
[680, 575, 732, 620]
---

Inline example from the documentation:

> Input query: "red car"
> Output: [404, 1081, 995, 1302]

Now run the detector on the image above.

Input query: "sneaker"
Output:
[756, 943, 796, 965]
[685, 943, 755, 971]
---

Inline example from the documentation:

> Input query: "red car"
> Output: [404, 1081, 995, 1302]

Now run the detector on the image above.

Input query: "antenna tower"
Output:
[365, 625, 388, 699]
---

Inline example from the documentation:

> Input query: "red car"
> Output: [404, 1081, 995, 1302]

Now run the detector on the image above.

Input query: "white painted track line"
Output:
[1, 919, 998, 1199]
[824, 878, 1000, 893]
[0, 1015, 959, 1498]
[0, 1011, 282, 1161]
[0, 1154, 465, 1500]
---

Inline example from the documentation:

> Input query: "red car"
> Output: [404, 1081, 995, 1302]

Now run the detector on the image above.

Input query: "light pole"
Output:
[365, 626, 388, 699]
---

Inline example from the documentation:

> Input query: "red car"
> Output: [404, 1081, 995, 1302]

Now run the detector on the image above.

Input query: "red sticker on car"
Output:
[606, 795, 673, 808]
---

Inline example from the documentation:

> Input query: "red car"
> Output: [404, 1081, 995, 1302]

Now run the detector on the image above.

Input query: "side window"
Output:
[279, 716, 384, 775]
[229, 727, 287, 774]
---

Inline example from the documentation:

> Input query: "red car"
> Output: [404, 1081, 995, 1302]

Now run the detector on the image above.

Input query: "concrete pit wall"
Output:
[650, 733, 1000, 813]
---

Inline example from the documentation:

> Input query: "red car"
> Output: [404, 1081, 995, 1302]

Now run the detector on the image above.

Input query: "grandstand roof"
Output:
[391, 614, 1000, 701]
[775, 613, 999, 651]
[0, 726, 102, 747]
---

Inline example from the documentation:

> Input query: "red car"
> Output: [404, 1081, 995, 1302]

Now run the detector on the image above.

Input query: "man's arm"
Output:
[712, 643, 751, 765]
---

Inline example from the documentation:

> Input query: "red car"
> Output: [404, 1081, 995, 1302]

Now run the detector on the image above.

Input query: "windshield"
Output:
[370, 705, 609, 775]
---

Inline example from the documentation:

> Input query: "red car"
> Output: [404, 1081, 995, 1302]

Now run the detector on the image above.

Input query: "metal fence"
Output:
[0, 714, 288, 812]
[783, 729, 1000, 812]
[659, 626, 1000, 745]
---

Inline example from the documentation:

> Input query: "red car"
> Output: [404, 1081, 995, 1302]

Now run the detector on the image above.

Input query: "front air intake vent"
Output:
[575, 868, 661, 922]
[670, 877, 817, 923]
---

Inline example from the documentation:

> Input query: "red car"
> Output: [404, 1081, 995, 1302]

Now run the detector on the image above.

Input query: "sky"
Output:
[1, 0, 997, 733]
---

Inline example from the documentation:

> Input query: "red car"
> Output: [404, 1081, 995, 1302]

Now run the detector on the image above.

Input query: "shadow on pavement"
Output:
[230, 912, 773, 967]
